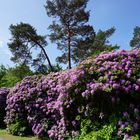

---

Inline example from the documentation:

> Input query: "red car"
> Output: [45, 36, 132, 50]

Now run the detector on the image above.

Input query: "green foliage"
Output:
[73, 117, 118, 140]
[1, 69, 20, 87]
[131, 135, 140, 140]
[83, 125, 116, 140]
[0, 65, 6, 79]
[7, 119, 32, 136]
[0, 65, 7, 87]
[79, 119, 99, 136]
[71, 115, 140, 140]
[0, 64, 33, 87]
[10, 64, 33, 79]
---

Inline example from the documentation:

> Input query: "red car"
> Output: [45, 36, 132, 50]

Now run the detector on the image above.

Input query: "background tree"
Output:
[0, 64, 33, 87]
[45, 0, 95, 69]
[130, 26, 140, 48]
[73, 27, 119, 63]
[8, 22, 53, 71]
[0, 65, 6, 81]
[0, 65, 7, 87]
[9, 64, 33, 80]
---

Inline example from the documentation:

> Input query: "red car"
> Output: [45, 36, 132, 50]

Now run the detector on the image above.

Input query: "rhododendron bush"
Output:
[5, 49, 140, 139]
[0, 88, 9, 127]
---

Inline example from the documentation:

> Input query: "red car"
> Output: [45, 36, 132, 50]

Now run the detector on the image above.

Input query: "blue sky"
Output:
[0, 0, 140, 67]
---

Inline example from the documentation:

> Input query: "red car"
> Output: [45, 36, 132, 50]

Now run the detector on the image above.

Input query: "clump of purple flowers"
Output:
[117, 105, 140, 139]
[0, 88, 9, 127]
[5, 49, 140, 139]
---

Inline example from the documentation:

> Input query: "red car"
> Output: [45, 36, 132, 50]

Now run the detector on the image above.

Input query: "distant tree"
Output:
[73, 27, 119, 62]
[45, 0, 94, 69]
[0, 64, 33, 87]
[10, 64, 33, 80]
[0, 65, 7, 87]
[130, 26, 140, 48]
[0, 65, 6, 80]
[8, 22, 53, 71]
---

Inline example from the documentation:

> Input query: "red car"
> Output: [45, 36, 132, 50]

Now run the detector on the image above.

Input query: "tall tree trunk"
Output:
[33, 39, 53, 71]
[39, 44, 53, 71]
[68, 28, 71, 69]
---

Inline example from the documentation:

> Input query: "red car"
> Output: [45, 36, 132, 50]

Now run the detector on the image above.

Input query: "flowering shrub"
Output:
[5, 49, 140, 139]
[0, 88, 9, 128]
[117, 104, 140, 140]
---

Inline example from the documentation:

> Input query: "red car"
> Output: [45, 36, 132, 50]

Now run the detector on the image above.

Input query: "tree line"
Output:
[0, 0, 140, 87]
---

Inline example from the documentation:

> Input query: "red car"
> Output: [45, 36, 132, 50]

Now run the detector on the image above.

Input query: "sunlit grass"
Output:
[0, 129, 36, 140]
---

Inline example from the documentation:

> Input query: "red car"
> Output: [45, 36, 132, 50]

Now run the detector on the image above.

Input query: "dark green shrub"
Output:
[0, 88, 9, 128]
[7, 119, 32, 136]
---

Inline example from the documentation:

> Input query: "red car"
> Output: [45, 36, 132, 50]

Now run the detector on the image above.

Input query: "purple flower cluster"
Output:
[0, 88, 9, 127]
[5, 49, 140, 139]
[117, 104, 140, 139]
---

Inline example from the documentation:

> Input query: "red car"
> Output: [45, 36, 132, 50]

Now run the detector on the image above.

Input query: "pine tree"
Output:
[8, 22, 53, 71]
[73, 27, 119, 63]
[45, 0, 94, 68]
[130, 26, 140, 48]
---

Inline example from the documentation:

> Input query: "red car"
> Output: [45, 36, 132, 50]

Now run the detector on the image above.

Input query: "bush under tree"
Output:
[5, 49, 140, 140]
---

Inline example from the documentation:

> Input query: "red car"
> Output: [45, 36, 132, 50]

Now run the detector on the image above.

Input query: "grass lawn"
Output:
[0, 129, 37, 140]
